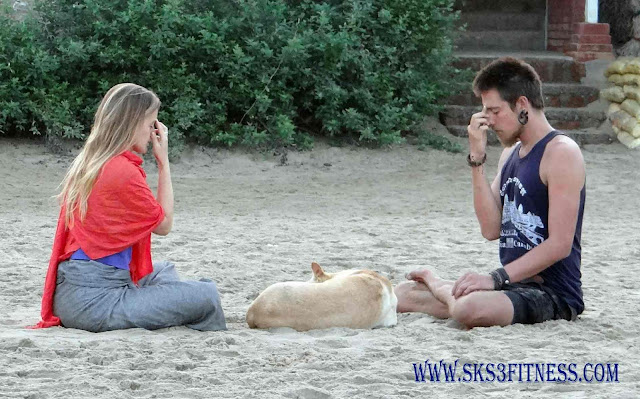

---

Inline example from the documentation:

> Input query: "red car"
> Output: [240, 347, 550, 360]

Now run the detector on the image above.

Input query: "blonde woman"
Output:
[32, 83, 226, 332]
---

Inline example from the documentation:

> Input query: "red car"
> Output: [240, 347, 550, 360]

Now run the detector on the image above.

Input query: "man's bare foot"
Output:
[406, 269, 434, 284]
[394, 280, 450, 318]
[407, 269, 453, 292]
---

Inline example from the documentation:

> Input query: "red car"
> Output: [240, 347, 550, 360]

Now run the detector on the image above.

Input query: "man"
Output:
[395, 57, 585, 327]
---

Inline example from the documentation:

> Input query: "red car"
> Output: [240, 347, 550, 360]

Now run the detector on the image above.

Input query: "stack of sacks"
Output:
[603, 58, 640, 149]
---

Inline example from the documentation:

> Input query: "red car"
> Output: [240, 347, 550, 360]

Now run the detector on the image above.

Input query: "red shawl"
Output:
[31, 151, 165, 328]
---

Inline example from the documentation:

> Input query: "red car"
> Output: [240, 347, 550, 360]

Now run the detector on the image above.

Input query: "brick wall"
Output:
[548, 0, 586, 52]
[548, 0, 614, 62]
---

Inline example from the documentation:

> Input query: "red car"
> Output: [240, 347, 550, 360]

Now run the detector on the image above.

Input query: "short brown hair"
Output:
[472, 57, 544, 110]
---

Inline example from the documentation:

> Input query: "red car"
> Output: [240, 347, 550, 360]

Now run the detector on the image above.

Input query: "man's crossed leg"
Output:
[395, 269, 514, 328]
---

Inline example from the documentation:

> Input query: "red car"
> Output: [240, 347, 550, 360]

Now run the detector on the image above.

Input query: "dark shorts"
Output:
[502, 282, 577, 325]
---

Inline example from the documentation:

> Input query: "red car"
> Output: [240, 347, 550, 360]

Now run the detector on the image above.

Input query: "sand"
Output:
[0, 136, 638, 398]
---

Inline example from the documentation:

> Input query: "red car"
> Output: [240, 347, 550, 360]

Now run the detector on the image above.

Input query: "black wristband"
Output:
[467, 153, 487, 167]
[489, 268, 511, 290]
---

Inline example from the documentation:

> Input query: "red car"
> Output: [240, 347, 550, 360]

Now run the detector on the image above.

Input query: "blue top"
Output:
[499, 131, 585, 315]
[70, 247, 133, 270]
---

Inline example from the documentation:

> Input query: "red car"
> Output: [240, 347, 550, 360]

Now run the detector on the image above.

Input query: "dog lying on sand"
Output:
[246, 262, 397, 331]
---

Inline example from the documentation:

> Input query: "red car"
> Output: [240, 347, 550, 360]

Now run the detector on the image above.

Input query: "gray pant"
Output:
[53, 260, 226, 332]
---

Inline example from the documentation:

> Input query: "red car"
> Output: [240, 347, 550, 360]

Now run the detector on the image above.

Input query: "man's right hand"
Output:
[467, 110, 490, 159]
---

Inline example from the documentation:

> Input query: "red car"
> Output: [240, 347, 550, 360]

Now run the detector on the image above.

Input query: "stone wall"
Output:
[600, 0, 640, 56]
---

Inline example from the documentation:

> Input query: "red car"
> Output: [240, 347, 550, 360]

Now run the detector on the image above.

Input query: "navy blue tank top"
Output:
[499, 131, 585, 314]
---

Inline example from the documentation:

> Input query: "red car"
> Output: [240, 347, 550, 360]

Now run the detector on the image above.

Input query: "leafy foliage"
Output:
[1, 0, 463, 151]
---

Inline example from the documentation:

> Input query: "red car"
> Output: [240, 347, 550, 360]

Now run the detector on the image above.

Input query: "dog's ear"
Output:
[311, 262, 328, 282]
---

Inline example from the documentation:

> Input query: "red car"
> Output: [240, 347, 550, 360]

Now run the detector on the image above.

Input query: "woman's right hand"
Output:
[150, 120, 169, 169]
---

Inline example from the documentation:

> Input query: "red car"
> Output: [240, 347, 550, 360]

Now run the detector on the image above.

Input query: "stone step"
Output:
[454, 0, 545, 13]
[452, 52, 586, 83]
[441, 105, 606, 130]
[456, 30, 546, 51]
[459, 12, 545, 31]
[445, 83, 600, 108]
[445, 125, 614, 146]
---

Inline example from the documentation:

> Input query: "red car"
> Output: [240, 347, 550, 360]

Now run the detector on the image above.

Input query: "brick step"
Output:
[456, 30, 546, 51]
[566, 50, 615, 62]
[574, 23, 610, 36]
[566, 43, 614, 53]
[459, 12, 545, 31]
[445, 83, 600, 108]
[570, 34, 612, 45]
[453, 52, 586, 83]
[441, 105, 606, 130]
[445, 125, 614, 146]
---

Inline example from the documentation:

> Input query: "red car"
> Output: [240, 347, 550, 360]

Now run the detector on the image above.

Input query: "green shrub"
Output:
[0, 0, 463, 151]
[0, 6, 82, 139]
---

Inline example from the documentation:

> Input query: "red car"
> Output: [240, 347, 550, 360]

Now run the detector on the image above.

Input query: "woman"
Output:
[33, 83, 226, 332]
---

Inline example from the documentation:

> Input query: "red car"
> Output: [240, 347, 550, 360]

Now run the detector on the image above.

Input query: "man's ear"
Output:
[517, 95, 529, 111]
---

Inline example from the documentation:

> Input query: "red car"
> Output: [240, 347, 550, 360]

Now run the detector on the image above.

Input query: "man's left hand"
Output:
[451, 272, 495, 298]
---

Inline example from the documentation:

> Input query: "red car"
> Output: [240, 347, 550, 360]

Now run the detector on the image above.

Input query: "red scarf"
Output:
[31, 151, 165, 328]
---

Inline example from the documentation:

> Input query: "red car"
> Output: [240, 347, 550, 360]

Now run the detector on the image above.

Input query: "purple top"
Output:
[499, 131, 585, 315]
[70, 247, 133, 270]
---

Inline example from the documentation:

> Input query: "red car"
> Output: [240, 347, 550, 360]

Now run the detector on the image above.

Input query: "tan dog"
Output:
[246, 262, 397, 331]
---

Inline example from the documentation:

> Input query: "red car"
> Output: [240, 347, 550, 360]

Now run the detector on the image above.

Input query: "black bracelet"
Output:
[467, 153, 487, 167]
[489, 268, 511, 290]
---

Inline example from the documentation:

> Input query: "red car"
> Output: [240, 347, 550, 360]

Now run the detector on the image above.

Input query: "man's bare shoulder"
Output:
[545, 134, 584, 164]
[541, 134, 585, 185]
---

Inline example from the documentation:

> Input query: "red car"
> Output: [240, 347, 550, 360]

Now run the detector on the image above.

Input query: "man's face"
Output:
[480, 89, 523, 147]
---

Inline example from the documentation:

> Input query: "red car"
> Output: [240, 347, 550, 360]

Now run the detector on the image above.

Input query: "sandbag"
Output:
[608, 74, 625, 86]
[620, 99, 640, 119]
[623, 58, 640, 74]
[622, 74, 640, 86]
[609, 109, 637, 134]
[608, 103, 621, 116]
[605, 59, 628, 77]
[623, 85, 640, 101]
[601, 86, 625, 103]
[617, 130, 640, 149]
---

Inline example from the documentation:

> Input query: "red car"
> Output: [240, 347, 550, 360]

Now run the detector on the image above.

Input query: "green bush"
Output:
[0, 6, 83, 139]
[0, 0, 463, 150]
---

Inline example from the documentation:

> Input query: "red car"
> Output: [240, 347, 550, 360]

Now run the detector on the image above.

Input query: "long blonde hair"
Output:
[58, 83, 161, 227]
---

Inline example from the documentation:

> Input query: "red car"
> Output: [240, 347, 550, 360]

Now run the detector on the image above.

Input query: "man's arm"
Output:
[472, 146, 515, 240]
[467, 110, 518, 240]
[503, 138, 585, 282]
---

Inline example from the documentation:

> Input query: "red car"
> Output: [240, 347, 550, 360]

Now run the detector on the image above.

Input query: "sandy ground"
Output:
[0, 136, 638, 398]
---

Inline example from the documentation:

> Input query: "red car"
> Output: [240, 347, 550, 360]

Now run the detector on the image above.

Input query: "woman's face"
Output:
[131, 109, 159, 154]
